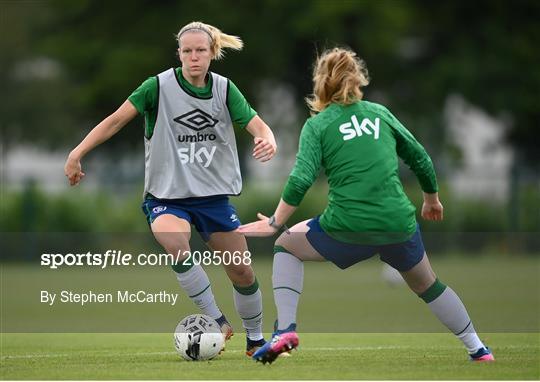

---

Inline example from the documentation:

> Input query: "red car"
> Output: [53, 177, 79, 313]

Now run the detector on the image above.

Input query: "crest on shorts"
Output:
[153, 206, 167, 214]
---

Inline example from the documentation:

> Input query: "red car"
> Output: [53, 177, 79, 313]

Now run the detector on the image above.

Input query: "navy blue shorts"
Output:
[141, 195, 240, 242]
[305, 217, 425, 272]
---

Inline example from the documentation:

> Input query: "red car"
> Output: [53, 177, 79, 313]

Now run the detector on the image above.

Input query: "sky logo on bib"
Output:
[178, 143, 216, 168]
[339, 115, 380, 141]
[174, 109, 218, 131]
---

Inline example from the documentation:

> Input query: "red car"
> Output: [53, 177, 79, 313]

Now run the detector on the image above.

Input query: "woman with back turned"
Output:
[238, 47, 494, 364]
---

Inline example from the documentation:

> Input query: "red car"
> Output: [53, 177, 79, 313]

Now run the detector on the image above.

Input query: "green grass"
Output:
[2, 255, 538, 333]
[1, 255, 539, 379]
[1, 333, 539, 380]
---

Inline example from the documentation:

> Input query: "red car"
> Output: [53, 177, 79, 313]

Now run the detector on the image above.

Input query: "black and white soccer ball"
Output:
[174, 314, 224, 361]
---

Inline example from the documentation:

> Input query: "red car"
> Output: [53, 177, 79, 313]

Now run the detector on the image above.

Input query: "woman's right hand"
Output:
[62, 101, 138, 187]
[64, 153, 85, 186]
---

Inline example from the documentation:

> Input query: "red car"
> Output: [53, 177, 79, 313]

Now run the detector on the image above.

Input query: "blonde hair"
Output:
[306, 47, 370, 113]
[177, 21, 243, 60]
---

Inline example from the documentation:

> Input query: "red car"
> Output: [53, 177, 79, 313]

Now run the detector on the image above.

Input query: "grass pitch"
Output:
[1, 255, 539, 379]
[1, 332, 538, 380]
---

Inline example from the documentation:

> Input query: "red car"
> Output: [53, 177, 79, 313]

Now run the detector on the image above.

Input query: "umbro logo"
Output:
[173, 109, 218, 131]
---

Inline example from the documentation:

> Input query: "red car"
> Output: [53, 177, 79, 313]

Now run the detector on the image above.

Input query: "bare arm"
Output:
[245, 115, 277, 162]
[237, 198, 296, 237]
[64, 100, 139, 186]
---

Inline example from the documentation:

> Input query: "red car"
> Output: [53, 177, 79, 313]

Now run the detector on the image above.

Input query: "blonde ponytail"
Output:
[177, 21, 243, 60]
[306, 48, 370, 113]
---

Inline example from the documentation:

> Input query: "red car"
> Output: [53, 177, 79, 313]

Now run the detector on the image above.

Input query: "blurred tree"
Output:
[2, 0, 538, 169]
[399, 0, 540, 166]
[0, 1, 79, 152]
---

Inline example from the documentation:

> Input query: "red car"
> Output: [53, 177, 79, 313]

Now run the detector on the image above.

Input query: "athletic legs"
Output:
[151, 214, 223, 319]
[208, 231, 264, 342]
[400, 254, 490, 356]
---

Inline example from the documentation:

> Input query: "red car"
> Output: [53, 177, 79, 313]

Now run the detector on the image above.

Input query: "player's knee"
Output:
[275, 232, 293, 250]
[275, 235, 305, 262]
[154, 232, 190, 258]
[161, 241, 191, 262]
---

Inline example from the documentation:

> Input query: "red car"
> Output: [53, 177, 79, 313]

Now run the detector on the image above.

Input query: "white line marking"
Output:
[1, 344, 533, 360]
[0, 346, 432, 360]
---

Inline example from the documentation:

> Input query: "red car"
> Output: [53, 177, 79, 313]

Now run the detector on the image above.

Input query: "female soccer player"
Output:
[238, 47, 494, 364]
[64, 21, 275, 355]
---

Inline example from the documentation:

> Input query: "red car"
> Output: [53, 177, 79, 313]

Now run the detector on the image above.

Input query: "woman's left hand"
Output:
[237, 213, 278, 237]
[252, 137, 276, 162]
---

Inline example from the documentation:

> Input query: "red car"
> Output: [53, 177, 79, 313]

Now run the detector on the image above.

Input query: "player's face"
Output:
[179, 32, 212, 83]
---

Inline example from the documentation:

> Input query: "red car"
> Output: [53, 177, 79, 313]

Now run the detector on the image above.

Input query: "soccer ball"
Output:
[174, 314, 224, 361]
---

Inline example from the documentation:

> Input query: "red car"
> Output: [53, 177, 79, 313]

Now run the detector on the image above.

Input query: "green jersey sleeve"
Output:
[382, 108, 438, 193]
[282, 120, 322, 206]
[227, 80, 257, 129]
[127, 76, 157, 114]
[127, 76, 159, 139]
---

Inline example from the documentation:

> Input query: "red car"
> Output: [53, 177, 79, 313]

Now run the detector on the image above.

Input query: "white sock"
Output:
[175, 265, 222, 319]
[272, 251, 304, 331]
[426, 284, 485, 353]
[233, 285, 263, 341]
